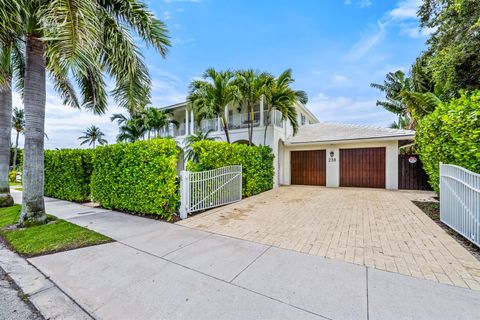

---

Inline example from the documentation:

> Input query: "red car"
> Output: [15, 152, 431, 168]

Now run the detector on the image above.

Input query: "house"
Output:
[160, 101, 415, 189]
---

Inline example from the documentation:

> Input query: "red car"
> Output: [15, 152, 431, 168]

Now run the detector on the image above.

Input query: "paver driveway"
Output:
[177, 186, 480, 290]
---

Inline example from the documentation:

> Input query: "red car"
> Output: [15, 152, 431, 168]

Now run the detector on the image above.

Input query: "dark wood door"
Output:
[291, 150, 326, 186]
[398, 154, 432, 190]
[340, 147, 385, 188]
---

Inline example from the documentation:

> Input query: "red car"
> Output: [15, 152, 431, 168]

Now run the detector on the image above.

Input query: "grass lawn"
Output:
[9, 182, 21, 187]
[0, 205, 112, 257]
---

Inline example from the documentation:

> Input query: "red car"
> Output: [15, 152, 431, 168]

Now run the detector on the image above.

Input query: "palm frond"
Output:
[99, 0, 170, 56]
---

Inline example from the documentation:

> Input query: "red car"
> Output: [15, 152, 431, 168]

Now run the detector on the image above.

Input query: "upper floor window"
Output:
[301, 114, 306, 126]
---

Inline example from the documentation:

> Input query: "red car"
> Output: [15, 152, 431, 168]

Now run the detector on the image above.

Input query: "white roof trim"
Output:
[286, 122, 415, 144]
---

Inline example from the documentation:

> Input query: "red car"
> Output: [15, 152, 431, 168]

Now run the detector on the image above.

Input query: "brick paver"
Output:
[177, 186, 480, 290]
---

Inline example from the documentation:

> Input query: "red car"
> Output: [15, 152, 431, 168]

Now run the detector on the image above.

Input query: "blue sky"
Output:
[13, 0, 428, 149]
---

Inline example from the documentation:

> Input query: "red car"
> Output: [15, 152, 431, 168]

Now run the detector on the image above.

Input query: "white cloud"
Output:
[333, 74, 348, 83]
[400, 25, 435, 38]
[345, 0, 428, 58]
[163, 11, 171, 20]
[344, 0, 373, 8]
[306, 93, 396, 126]
[345, 21, 387, 61]
[389, 0, 421, 20]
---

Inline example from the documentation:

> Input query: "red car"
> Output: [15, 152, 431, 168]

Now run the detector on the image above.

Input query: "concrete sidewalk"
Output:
[8, 190, 480, 319]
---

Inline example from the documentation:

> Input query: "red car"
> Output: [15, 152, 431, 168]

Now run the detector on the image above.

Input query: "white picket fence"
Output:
[179, 165, 242, 219]
[440, 164, 480, 247]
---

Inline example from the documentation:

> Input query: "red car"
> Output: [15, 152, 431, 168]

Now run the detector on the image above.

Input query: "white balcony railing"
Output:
[166, 110, 285, 138]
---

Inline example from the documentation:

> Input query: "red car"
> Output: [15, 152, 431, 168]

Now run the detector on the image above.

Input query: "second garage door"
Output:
[291, 150, 326, 186]
[340, 147, 386, 188]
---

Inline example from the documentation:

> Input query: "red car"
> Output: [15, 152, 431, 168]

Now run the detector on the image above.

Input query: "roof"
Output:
[159, 101, 188, 110]
[286, 122, 415, 144]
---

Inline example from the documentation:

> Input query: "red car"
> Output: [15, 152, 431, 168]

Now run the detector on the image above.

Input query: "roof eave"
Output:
[285, 134, 415, 146]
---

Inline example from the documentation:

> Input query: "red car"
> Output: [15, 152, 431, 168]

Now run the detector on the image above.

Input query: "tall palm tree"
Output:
[184, 129, 216, 161]
[78, 125, 107, 148]
[188, 68, 240, 143]
[11, 106, 24, 169]
[234, 70, 273, 145]
[263, 69, 307, 145]
[1, 0, 170, 226]
[117, 118, 147, 143]
[0, 32, 24, 207]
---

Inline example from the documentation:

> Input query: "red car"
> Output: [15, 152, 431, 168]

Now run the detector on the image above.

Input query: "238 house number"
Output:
[328, 158, 336, 162]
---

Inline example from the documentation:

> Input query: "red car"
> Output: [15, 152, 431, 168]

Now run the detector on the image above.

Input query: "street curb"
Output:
[0, 244, 93, 319]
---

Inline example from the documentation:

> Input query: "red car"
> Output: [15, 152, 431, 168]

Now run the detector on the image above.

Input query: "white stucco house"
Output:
[160, 100, 415, 190]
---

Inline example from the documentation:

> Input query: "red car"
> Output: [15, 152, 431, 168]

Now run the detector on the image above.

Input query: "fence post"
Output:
[179, 170, 190, 220]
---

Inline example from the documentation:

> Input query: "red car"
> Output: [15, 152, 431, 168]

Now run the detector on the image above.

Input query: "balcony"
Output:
[161, 110, 285, 138]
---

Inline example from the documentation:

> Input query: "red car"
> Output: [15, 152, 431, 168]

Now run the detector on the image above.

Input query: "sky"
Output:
[12, 0, 428, 149]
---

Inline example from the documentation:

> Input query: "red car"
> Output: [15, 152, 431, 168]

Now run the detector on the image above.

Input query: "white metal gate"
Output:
[440, 164, 480, 247]
[179, 165, 242, 219]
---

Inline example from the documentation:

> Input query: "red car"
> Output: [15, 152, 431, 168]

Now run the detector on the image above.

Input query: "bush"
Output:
[187, 141, 274, 197]
[9, 171, 17, 183]
[44, 149, 94, 202]
[416, 90, 480, 192]
[91, 138, 179, 219]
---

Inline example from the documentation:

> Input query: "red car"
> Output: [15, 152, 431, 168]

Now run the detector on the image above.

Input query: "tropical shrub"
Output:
[44, 149, 94, 202]
[187, 140, 274, 197]
[416, 90, 480, 192]
[91, 138, 179, 219]
[9, 171, 18, 183]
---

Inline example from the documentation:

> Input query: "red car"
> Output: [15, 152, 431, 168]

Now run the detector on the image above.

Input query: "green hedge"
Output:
[416, 90, 480, 192]
[91, 138, 179, 219]
[187, 141, 274, 197]
[44, 149, 93, 202]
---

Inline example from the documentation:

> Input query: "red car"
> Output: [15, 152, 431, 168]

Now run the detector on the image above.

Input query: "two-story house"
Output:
[160, 100, 415, 190]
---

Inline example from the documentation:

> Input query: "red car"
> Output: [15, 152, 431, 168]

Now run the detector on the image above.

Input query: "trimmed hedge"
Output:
[187, 140, 274, 197]
[44, 149, 93, 202]
[91, 138, 179, 219]
[416, 90, 480, 192]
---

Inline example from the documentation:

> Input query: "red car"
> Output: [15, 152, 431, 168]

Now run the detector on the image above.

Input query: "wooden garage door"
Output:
[291, 150, 326, 186]
[340, 147, 385, 188]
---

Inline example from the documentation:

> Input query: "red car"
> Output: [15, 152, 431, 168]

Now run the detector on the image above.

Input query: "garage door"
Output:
[291, 150, 326, 186]
[340, 147, 385, 188]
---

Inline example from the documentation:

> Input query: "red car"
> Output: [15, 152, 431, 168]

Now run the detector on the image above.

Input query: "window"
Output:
[301, 114, 306, 125]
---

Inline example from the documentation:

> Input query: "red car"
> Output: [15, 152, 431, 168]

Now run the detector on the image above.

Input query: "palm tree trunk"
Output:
[18, 36, 47, 226]
[93, 140, 95, 149]
[248, 105, 253, 146]
[13, 131, 20, 170]
[263, 109, 270, 146]
[0, 78, 14, 207]
[220, 115, 230, 143]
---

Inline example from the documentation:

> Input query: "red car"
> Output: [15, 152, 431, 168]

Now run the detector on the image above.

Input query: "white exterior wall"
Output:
[283, 140, 400, 189]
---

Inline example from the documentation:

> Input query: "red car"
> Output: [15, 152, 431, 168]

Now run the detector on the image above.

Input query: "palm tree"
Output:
[1, 1, 170, 226]
[188, 68, 240, 143]
[117, 118, 147, 143]
[142, 107, 178, 138]
[371, 70, 440, 129]
[78, 125, 107, 148]
[0, 36, 23, 207]
[234, 70, 273, 145]
[184, 130, 216, 161]
[11, 106, 24, 169]
[263, 69, 307, 145]
[389, 115, 410, 129]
